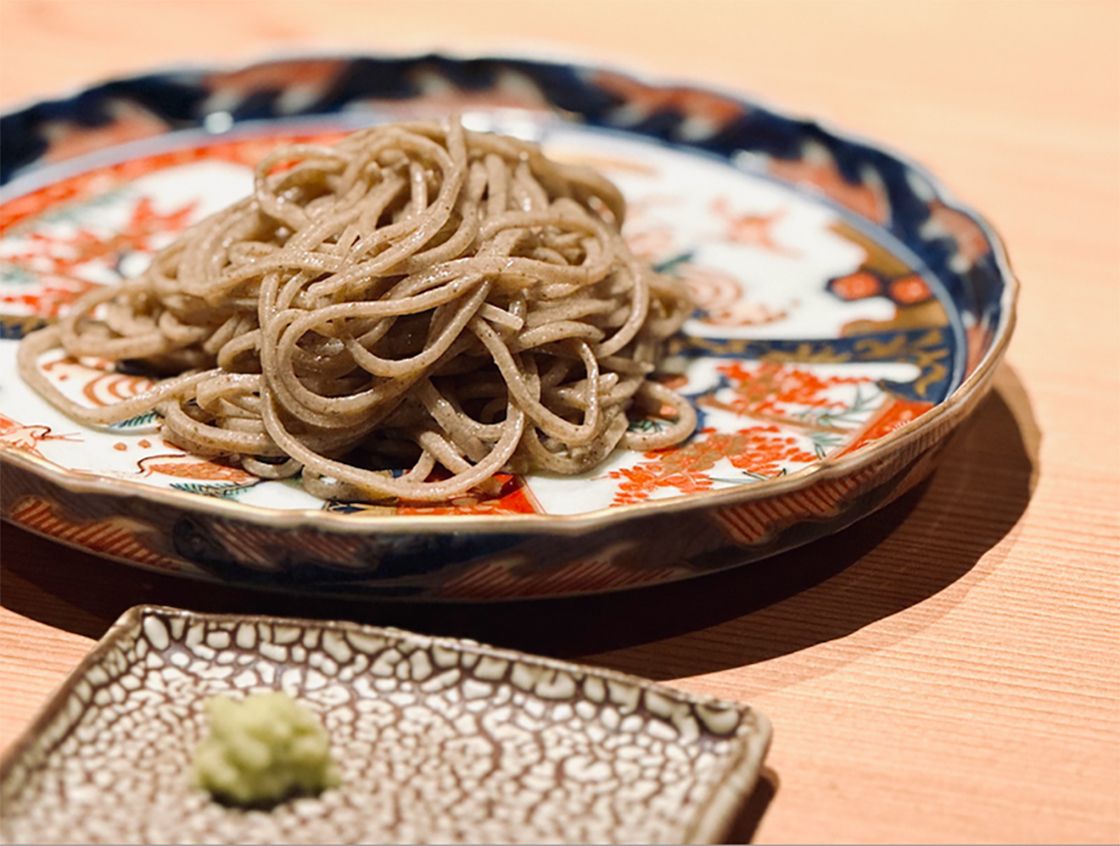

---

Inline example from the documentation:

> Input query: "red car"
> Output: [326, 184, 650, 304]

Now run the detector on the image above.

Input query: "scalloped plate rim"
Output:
[0, 50, 1019, 535]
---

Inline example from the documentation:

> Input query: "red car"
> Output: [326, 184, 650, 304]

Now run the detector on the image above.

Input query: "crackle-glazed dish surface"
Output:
[0, 606, 771, 844]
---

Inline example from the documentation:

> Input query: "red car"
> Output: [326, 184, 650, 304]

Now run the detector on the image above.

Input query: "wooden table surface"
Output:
[1, 1, 1117, 842]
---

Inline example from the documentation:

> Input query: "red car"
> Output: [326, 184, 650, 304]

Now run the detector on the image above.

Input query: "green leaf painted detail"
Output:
[110, 411, 159, 429]
[169, 481, 258, 499]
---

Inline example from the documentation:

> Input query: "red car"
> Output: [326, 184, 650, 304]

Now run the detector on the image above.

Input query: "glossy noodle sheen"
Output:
[19, 120, 697, 502]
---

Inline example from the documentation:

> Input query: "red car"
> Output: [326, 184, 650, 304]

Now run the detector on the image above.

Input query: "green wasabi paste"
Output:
[193, 691, 339, 806]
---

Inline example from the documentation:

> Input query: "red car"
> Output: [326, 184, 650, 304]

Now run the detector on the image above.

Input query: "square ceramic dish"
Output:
[0, 606, 771, 844]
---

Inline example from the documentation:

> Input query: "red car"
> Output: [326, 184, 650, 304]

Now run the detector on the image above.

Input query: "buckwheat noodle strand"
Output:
[19, 120, 696, 502]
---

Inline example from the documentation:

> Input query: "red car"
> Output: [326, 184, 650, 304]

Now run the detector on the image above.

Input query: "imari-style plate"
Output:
[0, 54, 1017, 599]
[0, 605, 771, 844]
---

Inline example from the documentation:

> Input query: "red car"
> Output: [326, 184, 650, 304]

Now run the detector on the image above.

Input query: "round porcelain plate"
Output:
[0, 54, 1016, 600]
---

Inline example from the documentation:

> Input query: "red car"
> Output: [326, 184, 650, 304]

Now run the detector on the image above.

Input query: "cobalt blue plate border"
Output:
[0, 53, 1014, 358]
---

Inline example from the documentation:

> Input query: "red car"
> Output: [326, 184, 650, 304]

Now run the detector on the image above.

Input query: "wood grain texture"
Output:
[0, 1, 1117, 842]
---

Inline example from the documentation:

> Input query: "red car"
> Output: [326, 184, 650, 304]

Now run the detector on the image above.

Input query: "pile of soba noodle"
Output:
[19, 119, 696, 501]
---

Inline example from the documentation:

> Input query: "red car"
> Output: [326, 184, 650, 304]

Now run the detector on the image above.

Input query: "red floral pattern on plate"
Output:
[769, 146, 889, 224]
[0, 413, 79, 460]
[137, 453, 259, 483]
[680, 263, 788, 327]
[830, 270, 883, 301]
[592, 71, 746, 132]
[711, 198, 798, 256]
[889, 274, 933, 305]
[2, 196, 198, 317]
[607, 425, 817, 505]
[706, 360, 867, 423]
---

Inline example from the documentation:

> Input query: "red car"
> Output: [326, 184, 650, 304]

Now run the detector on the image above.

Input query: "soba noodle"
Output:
[18, 119, 696, 502]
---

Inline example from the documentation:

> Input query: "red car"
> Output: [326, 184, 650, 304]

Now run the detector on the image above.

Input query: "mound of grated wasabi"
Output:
[193, 691, 339, 807]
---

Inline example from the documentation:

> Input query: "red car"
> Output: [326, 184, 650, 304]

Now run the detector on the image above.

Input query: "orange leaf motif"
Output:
[138, 454, 256, 483]
[607, 425, 817, 506]
[713, 361, 866, 417]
